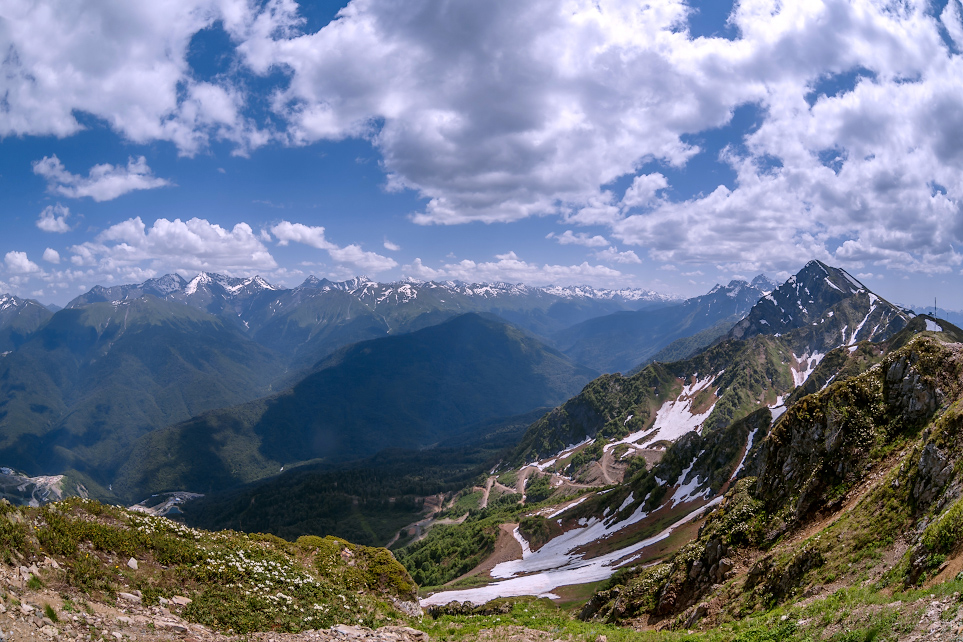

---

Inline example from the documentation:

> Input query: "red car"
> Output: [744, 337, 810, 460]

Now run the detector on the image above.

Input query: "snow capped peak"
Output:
[184, 273, 212, 296]
[250, 276, 276, 290]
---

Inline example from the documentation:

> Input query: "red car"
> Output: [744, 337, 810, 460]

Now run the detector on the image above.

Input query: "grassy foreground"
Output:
[418, 579, 963, 641]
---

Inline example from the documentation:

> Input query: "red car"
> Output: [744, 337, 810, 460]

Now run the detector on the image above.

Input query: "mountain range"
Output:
[112, 313, 596, 500]
[0, 258, 959, 641]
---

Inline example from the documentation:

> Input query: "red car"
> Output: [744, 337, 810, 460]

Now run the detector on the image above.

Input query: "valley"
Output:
[0, 261, 959, 641]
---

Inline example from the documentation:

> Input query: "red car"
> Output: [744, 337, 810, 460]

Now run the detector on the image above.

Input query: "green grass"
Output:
[7, 498, 417, 634]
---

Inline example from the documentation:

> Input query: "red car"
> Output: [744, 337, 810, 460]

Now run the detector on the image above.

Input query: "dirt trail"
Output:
[781, 450, 902, 550]
[386, 506, 469, 548]
[479, 476, 495, 509]
[516, 466, 535, 500]
[598, 449, 616, 485]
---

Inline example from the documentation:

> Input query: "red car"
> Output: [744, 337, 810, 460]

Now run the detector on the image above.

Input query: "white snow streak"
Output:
[606, 375, 717, 453]
[790, 352, 824, 387]
[729, 427, 760, 481]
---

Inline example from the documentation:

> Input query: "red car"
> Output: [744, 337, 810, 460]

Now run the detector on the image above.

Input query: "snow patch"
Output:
[605, 375, 716, 452]
[926, 319, 943, 332]
[790, 352, 825, 387]
[420, 498, 721, 606]
[730, 427, 761, 481]
[668, 454, 709, 507]
[768, 395, 787, 421]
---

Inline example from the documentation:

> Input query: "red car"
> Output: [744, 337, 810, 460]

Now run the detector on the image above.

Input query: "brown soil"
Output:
[447, 523, 523, 586]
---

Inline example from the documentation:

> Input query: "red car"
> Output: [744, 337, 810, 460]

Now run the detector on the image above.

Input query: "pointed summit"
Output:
[729, 260, 910, 350]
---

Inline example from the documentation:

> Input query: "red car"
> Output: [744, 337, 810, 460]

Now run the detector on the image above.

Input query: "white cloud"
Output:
[0, 0, 274, 155]
[33, 155, 170, 202]
[271, 221, 398, 273]
[547, 230, 610, 248]
[5, 252, 40, 274]
[69, 216, 277, 276]
[594, 247, 642, 264]
[3, 0, 963, 280]
[403, 251, 623, 287]
[621, 173, 668, 210]
[42, 248, 61, 264]
[36, 204, 72, 233]
[383, 239, 401, 251]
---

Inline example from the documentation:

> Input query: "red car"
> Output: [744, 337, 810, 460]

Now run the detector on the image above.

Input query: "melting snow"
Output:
[668, 455, 709, 507]
[605, 375, 717, 452]
[790, 352, 825, 387]
[544, 496, 589, 518]
[617, 493, 635, 513]
[768, 395, 787, 421]
[420, 498, 721, 606]
[824, 277, 842, 292]
[839, 270, 864, 291]
[730, 427, 761, 481]
[848, 305, 877, 344]
[926, 319, 943, 332]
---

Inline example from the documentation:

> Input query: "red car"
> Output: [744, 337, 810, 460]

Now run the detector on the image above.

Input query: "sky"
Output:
[1, 0, 962, 309]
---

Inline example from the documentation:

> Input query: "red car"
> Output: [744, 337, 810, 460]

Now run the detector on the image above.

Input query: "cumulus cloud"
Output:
[36, 204, 72, 233]
[70, 217, 277, 276]
[0, 0, 273, 155]
[252, 0, 711, 225]
[4, 0, 963, 279]
[42, 248, 61, 264]
[33, 155, 170, 202]
[248, 0, 963, 275]
[271, 221, 398, 273]
[5, 252, 40, 274]
[383, 239, 401, 251]
[547, 230, 610, 248]
[594, 247, 642, 264]
[621, 173, 668, 210]
[402, 251, 622, 286]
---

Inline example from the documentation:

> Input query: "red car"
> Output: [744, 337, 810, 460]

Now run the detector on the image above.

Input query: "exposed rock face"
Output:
[885, 352, 939, 426]
[728, 260, 909, 352]
[581, 336, 963, 628]
[749, 341, 947, 523]
[913, 442, 954, 507]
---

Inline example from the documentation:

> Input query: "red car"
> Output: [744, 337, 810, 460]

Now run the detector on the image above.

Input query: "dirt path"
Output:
[479, 476, 495, 509]
[446, 522, 523, 585]
[516, 466, 535, 500]
[780, 450, 901, 550]
[492, 481, 515, 495]
[598, 449, 616, 485]
[385, 506, 469, 548]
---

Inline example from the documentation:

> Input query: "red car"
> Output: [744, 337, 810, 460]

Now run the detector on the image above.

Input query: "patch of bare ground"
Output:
[447, 523, 523, 586]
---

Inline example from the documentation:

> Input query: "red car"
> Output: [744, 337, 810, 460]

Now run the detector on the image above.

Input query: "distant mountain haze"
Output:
[113, 313, 598, 500]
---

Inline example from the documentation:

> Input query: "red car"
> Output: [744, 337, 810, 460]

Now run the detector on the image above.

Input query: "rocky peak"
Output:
[728, 260, 910, 353]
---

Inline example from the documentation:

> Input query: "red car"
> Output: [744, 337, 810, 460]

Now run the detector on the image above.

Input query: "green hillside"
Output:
[114, 313, 597, 501]
[0, 297, 284, 484]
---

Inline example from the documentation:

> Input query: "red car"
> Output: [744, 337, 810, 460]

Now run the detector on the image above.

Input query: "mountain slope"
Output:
[554, 276, 774, 373]
[579, 316, 963, 628]
[513, 263, 912, 464]
[730, 260, 909, 350]
[67, 273, 676, 370]
[0, 296, 284, 484]
[113, 313, 598, 500]
[0, 293, 53, 352]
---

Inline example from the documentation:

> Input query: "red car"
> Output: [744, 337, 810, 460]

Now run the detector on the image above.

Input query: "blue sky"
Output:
[1, 0, 962, 308]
